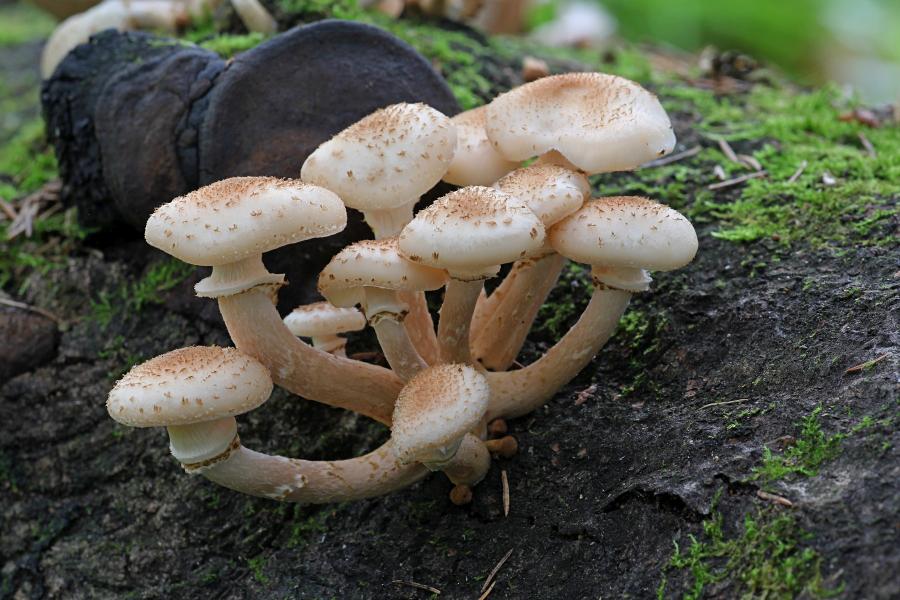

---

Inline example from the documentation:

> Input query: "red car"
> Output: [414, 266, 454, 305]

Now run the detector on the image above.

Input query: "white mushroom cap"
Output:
[494, 164, 590, 228]
[107, 346, 273, 427]
[391, 364, 490, 466]
[443, 106, 519, 186]
[145, 177, 347, 267]
[398, 186, 545, 280]
[318, 237, 448, 309]
[485, 72, 676, 174]
[283, 302, 367, 338]
[300, 102, 457, 211]
[548, 196, 698, 272]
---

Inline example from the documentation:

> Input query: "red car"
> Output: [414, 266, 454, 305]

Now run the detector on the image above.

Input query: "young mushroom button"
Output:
[398, 186, 545, 363]
[283, 302, 367, 356]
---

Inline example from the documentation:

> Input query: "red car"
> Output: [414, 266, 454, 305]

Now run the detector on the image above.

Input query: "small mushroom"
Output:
[398, 186, 544, 363]
[318, 238, 448, 380]
[145, 177, 402, 425]
[108, 346, 427, 502]
[472, 164, 590, 370]
[442, 106, 519, 186]
[283, 302, 366, 356]
[487, 196, 697, 419]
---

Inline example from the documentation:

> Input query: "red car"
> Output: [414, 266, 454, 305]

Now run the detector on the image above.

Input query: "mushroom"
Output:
[108, 346, 427, 502]
[484, 72, 676, 174]
[41, 0, 199, 78]
[283, 302, 367, 356]
[471, 164, 590, 370]
[442, 106, 519, 186]
[318, 238, 448, 380]
[390, 364, 492, 502]
[229, 0, 277, 34]
[398, 186, 545, 363]
[472, 72, 676, 364]
[300, 102, 456, 365]
[486, 196, 698, 419]
[145, 176, 402, 425]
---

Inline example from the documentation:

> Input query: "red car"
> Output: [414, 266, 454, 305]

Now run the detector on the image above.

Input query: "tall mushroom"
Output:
[108, 346, 427, 502]
[145, 176, 402, 425]
[486, 196, 698, 419]
[300, 102, 456, 364]
[472, 72, 677, 356]
[283, 302, 366, 356]
[318, 238, 448, 380]
[398, 186, 545, 363]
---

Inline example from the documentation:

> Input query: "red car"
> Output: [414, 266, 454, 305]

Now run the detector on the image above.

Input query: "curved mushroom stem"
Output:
[472, 253, 566, 370]
[439, 434, 491, 486]
[201, 440, 428, 503]
[469, 288, 493, 338]
[310, 335, 347, 356]
[485, 287, 631, 420]
[438, 278, 484, 363]
[397, 290, 440, 365]
[364, 288, 427, 381]
[229, 0, 277, 33]
[364, 203, 415, 240]
[371, 317, 428, 380]
[218, 287, 402, 425]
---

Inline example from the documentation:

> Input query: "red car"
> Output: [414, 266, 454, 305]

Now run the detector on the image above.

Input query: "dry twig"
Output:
[844, 353, 889, 375]
[501, 470, 510, 517]
[708, 171, 766, 190]
[786, 160, 808, 184]
[477, 580, 497, 600]
[699, 398, 750, 410]
[480, 548, 514, 594]
[756, 489, 794, 507]
[858, 132, 876, 158]
[391, 580, 441, 595]
[0, 297, 62, 323]
[642, 145, 701, 168]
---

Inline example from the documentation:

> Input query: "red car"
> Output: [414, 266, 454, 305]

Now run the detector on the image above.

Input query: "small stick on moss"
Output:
[0, 297, 61, 323]
[844, 353, 888, 375]
[0, 196, 17, 221]
[717, 138, 740, 164]
[501, 470, 510, 517]
[642, 145, 701, 168]
[391, 580, 442, 595]
[786, 160, 808, 184]
[756, 489, 794, 507]
[858, 132, 877, 158]
[699, 398, 750, 410]
[478, 580, 497, 600]
[481, 548, 514, 594]
[708, 171, 766, 190]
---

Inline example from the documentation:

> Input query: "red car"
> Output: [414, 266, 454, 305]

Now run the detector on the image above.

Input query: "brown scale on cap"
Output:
[411, 187, 532, 227]
[335, 102, 452, 145]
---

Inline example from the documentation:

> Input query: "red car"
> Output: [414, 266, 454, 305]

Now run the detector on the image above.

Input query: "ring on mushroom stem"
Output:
[399, 186, 545, 363]
[301, 102, 456, 364]
[485, 196, 698, 420]
[283, 302, 367, 356]
[107, 346, 429, 502]
[145, 176, 402, 425]
[318, 238, 448, 380]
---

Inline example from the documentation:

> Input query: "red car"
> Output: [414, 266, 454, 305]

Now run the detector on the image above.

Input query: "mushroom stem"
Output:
[472, 252, 566, 370]
[485, 287, 631, 419]
[310, 335, 347, 356]
[229, 0, 277, 33]
[364, 203, 415, 239]
[440, 434, 491, 486]
[201, 440, 428, 503]
[218, 287, 402, 424]
[372, 317, 428, 380]
[398, 290, 440, 365]
[438, 278, 484, 363]
[195, 255, 284, 298]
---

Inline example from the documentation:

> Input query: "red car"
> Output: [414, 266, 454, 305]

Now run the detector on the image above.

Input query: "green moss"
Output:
[534, 262, 591, 338]
[753, 407, 845, 486]
[90, 258, 195, 327]
[0, 3, 55, 47]
[662, 501, 836, 599]
[246, 555, 270, 584]
[0, 119, 57, 195]
[199, 32, 271, 57]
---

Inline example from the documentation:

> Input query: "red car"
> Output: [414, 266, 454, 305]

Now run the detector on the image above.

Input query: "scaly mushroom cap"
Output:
[145, 177, 346, 266]
[318, 237, 449, 308]
[398, 186, 545, 280]
[485, 72, 675, 174]
[300, 102, 457, 211]
[283, 302, 367, 337]
[443, 106, 519, 186]
[495, 164, 590, 228]
[391, 364, 490, 465]
[107, 346, 273, 427]
[548, 196, 697, 272]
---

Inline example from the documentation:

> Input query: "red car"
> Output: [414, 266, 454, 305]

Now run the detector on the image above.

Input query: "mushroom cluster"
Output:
[108, 72, 698, 506]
